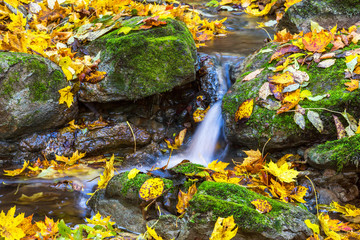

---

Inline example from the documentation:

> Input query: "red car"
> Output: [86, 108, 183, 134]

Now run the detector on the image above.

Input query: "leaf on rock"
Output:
[97, 154, 115, 189]
[58, 86, 74, 108]
[207, 160, 229, 173]
[139, 16, 167, 30]
[317, 59, 336, 68]
[307, 111, 323, 133]
[165, 128, 187, 150]
[274, 29, 294, 43]
[118, 26, 133, 35]
[193, 106, 210, 123]
[176, 183, 197, 214]
[269, 45, 301, 63]
[4, 161, 29, 176]
[294, 112, 305, 130]
[251, 199, 272, 213]
[128, 168, 140, 179]
[263, 161, 299, 183]
[86, 212, 115, 226]
[277, 89, 300, 114]
[139, 178, 164, 201]
[146, 225, 164, 240]
[242, 68, 264, 81]
[333, 115, 346, 139]
[210, 215, 238, 240]
[284, 0, 302, 11]
[305, 219, 320, 234]
[345, 80, 359, 92]
[268, 71, 295, 85]
[258, 82, 272, 100]
[302, 30, 332, 53]
[235, 98, 254, 124]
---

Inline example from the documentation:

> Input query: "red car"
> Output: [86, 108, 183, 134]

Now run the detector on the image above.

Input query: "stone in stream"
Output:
[222, 42, 360, 150]
[0, 52, 77, 140]
[79, 17, 197, 102]
[277, 0, 360, 33]
[89, 163, 316, 240]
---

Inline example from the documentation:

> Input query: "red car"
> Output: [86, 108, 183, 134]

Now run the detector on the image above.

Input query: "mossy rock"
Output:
[306, 135, 360, 172]
[188, 181, 315, 240]
[0, 52, 77, 139]
[222, 42, 360, 150]
[277, 0, 360, 33]
[80, 17, 197, 102]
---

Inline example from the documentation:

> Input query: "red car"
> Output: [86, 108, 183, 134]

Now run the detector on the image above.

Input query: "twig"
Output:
[126, 121, 136, 153]
[305, 175, 318, 216]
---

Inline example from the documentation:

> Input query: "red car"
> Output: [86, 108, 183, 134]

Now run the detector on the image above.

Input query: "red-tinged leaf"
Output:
[302, 30, 332, 53]
[251, 199, 272, 213]
[277, 89, 300, 114]
[274, 29, 294, 43]
[235, 99, 254, 124]
[269, 83, 284, 100]
[139, 16, 167, 30]
[333, 115, 346, 139]
[269, 45, 301, 63]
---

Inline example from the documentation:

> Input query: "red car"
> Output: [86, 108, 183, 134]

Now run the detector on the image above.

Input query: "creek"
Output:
[0, 1, 269, 227]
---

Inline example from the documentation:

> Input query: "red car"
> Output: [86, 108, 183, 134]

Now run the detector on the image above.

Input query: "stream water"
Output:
[0, 0, 269, 228]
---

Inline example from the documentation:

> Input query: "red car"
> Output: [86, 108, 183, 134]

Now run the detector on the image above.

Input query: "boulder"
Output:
[306, 135, 360, 172]
[222, 43, 360, 150]
[278, 0, 360, 33]
[0, 52, 77, 139]
[79, 17, 197, 102]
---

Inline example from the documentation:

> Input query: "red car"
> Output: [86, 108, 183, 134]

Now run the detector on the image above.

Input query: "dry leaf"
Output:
[345, 80, 359, 92]
[317, 59, 336, 68]
[333, 115, 346, 139]
[139, 178, 164, 201]
[242, 68, 264, 81]
[259, 82, 272, 100]
[235, 98, 254, 124]
[210, 215, 238, 240]
[251, 199, 272, 213]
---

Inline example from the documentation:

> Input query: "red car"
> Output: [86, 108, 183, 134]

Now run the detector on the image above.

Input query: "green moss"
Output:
[309, 135, 360, 171]
[172, 162, 204, 174]
[189, 181, 312, 233]
[2, 72, 19, 97]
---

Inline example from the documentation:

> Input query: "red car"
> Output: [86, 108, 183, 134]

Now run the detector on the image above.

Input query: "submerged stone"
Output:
[0, 52, 77, 139]
[80, 17, 197, 102]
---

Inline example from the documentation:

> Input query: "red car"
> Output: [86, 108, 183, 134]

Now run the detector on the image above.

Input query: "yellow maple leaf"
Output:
[345, 80, 359, 92]
[305, 219, 320, 234]
[330, 202, 360, 217]
[35, 216, 59, 238]
[97, 154, 115, 189]
[234, 98, 254, 123]
[302, 30, 332, 53]
[207, 160, 229, 173]
[176, 183, 197, 214]
[8, 13, 26, 33]
[164, 128, 187, 150]
[55, 151, 85, 166]
[290, 185, 307, 203]
[0, 206, 25, 240]
[58, 86, 74, 108]
[244, 0, 276, 17]
[251, 199, 272, 213]
[128, 168, 140, 179]
[146, 225, 164, 240]
[284, 0, 302, 11]
[139, 178, 164, 201]
[193, 106, 210, 123]
[241, 149, 262, 167]
[210, 215, 238, 240]
[318, 213, 344, 240]
[86, 212, 115, 226]
[264, 161, 299, 183]
[4, 161, 29, 176]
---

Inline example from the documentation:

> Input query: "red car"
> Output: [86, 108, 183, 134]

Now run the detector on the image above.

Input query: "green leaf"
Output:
[307, 94, 328, 101]
[118, 26, 133, 35]
[58, 219, 72, 238]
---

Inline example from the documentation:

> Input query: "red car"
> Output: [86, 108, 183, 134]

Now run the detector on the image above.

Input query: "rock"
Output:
[79, 17, 197, 102]
[306, 135, 360, 172]
[222, 43, 360, 150]
[277, 0, 360, 33]
[74, 123, 151, 155]
[123, 142, 164, 169]
[187, 181, 316, 240]
[0, 52, 77, 139]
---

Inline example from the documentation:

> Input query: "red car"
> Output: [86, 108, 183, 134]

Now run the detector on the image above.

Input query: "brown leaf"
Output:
[333, 115, 346, 139]
[269, 45, 301, 63]
[176, 183, 197, 214]
[242, 68, 264, 82]
[258, 82, 272, 100]
[277, 89, 300, 114]
[317, 59, 336, 68]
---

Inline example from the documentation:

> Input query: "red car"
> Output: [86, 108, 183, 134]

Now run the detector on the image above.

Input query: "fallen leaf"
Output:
[242, 68, 264, 81]
[269, 45, 301, 63]
[210, 215, 238, 240]
[307, 111, 323, 133]
[251, 199, 272, 213]
[274, 29, 294, 43]
[58, 86, 74, 108]
[294, 112, 305, 130]
[207, 160, 229, 173]
[0, 206, 25, 240]
[277, 89, 300, 114]
[128, 168, 140, 179]
[258, 82, 272, 100]
[139, 178, 164, 201]
[4, 161, 29, 176]
[35, 216, 59, 238]
[146, 225, 164, 240]
[317, 59, 336, 68]
[268, 72, 295, 85]
[302, 30, 332, 53]
[86, 212, 115, 226]
[290, 185, 307, 203]
[284, 0, 302, 11]
[333, 115, 346, 139]
[263, 161, 299, 183]
[235, 98, 254, 124]
[176, 183, 197, 214]
[18, 192, 44, 202]
[193, 106, 210, 123]
[305, 219, 320, 234]
[345, 80, 359, 91]
[300, 89, 312, 100]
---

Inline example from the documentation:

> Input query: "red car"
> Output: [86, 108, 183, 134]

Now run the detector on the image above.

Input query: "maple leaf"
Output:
[97, 154, 115, 189]
[139, 178, 164, 201]
[269, 45, 301, 63]
[210, 215, 238, 240]
[284, 0, 302, 11]
[58, 86, 74, 108]
[4, 161, 29, 176]
[128, 168, 140, 179]
[264, 161, 299, 183]
[176, 183, 197, 214]
[244, 0, 276, 17]
[193, 106, 210, 123]
[55, 150, 85, 165]
[277, 89, 301, 114]
[18, 214, 39, 237]
[86, 212, 115, 226]
[268, 72, 295, 85]
[241, 149, 262, 167]
[305, 219, 320, 234]
[318, 213, 350, 240]
[290, 185, 307, 203]
[302, 30, 332, 53]
[0, 206, 25, 240]
[139, 16, 167, 30]
[234, 98, 254, 124]
[8, 13, 27, 33]
[251, 199, 272, 213]
[207, 160, 229, 173]
[35, 216, 59, 238]
[330, 202, 360, 218]
[345, 80, 359, 92]
[212, 172, 241, 184]
[269, 179, 291, 202]
[146, 225, 164, 240]
[274, 29, 294, 43]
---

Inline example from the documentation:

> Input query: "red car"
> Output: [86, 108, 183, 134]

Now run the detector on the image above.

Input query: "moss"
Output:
[1, 72, 19, 97]
[189, 181, 312, 233]
[90, 17, 196, 100]
[309, 134, 360, 171]
[172, 162, 204, 174]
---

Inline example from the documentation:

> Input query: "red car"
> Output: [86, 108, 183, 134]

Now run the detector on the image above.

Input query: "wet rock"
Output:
[0, 52, 77, 140]
[75, 123, 151, 155]
[306, 135, 360, 172]
[79, 17, 197, 102]
[128, 117, 166, 142]
[0, 141, 18, 160]
[277, 0, 360, 33]
[198, 54, 221, 103]
[222, 42, 360, 150]
[122, 142, 164, 169]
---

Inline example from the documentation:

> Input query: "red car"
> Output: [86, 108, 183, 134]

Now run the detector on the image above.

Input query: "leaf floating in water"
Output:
[139, 178, 164, 201]
[307, 111, 323, 133]
[235, 98, 254, 124]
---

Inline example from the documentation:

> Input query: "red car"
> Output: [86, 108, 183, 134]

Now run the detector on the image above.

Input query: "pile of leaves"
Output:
[0, 0, 227, 108]
[237, 22, 360, 138]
